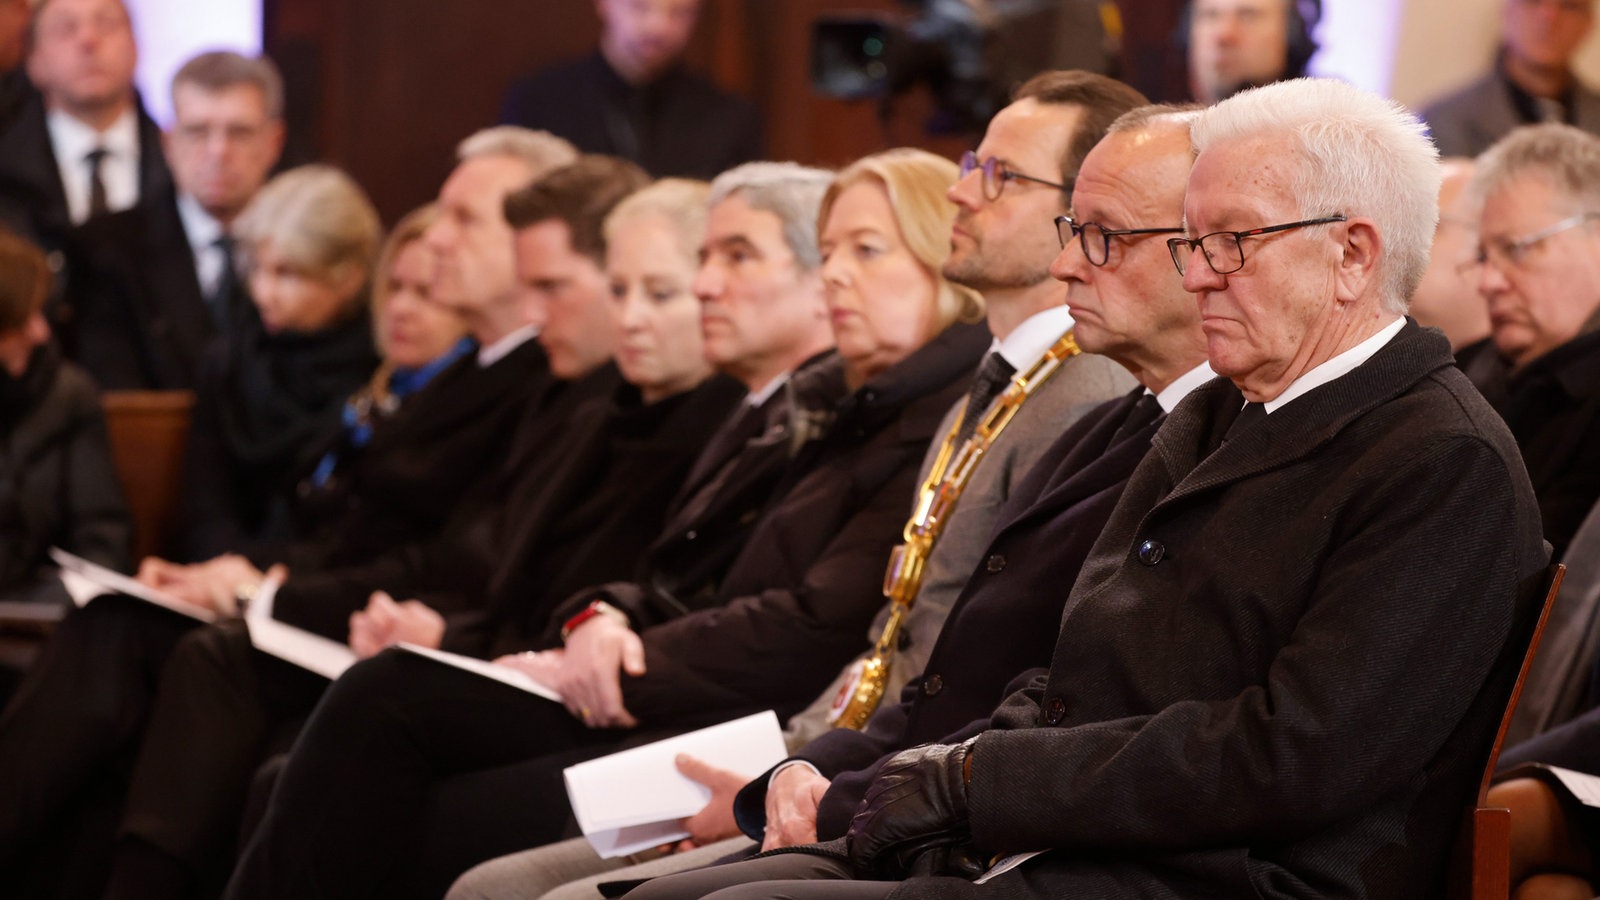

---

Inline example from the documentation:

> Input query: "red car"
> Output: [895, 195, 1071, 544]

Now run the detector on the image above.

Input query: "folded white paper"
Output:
[1545, 765, 1600, 808]
[49, 548, 215, 621]
[394, 643, 563, 703]
[245, 615, 357, 680]
[565, 711, 788, 858]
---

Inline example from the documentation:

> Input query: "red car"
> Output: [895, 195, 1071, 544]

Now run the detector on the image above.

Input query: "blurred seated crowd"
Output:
[2, 0, 1600, 899]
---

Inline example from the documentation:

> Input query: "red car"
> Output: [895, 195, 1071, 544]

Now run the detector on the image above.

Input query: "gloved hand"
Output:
[845, 738, 984, 879]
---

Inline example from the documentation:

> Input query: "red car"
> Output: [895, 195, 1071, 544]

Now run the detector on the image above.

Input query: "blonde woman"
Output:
[176, 165, 381, 563]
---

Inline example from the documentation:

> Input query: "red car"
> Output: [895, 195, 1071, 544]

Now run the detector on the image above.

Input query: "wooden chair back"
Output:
[100, 390, 195, 562]
[1449, 563, 1566, 900]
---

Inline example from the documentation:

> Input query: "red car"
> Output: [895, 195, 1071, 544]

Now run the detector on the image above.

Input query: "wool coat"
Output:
[906, 321, 1548, 900]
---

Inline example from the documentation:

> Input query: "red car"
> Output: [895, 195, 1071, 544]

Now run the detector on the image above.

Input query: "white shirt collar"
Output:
[1263, 316, 1405, 413]
[745, 370, 791, 409]
[176, 192, 223, 250]
[477, 323, 539, 367]
[46, 106, 140, 223]
[1153, 360, 1218, 413]
[992, 304, 1077, 371]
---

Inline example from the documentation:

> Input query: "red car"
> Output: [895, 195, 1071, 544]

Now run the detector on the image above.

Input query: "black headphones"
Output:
[1175, 0, 1323, 84]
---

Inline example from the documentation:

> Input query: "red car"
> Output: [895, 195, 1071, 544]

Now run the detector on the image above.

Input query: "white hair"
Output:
[707, 162, 834, 271]
[1471, 123, 1600, 216]
[1190, 78, 1440, 314]
[455, 127, 578, 181]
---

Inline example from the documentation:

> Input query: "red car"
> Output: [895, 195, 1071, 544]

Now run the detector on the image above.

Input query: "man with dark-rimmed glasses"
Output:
[1456, 121, 1600, 560]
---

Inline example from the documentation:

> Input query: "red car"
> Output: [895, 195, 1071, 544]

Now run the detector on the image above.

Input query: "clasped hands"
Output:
[348, 591, 445, 658]
[136, 555, 284, 617]
[845, 738, 984, 879]
[493, 613, 645, 728]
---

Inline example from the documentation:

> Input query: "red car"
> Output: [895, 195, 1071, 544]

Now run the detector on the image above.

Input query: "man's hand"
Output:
[556, 615, 644, 728]
[674, 755, 748, 850]
[763, 763, 830, 851]
[348, 591, 445, 659]
[845, 739, 981, 879]
[136, 554, 265, 616]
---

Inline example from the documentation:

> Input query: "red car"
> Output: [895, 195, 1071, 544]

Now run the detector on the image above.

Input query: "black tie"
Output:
[957, 353, 1016, 444]
[209, 235, 240, 331]
[85, 147, 110, 219]
[1225, 401, 1268, 442]
[1111, 393, 1163, 444]
[682, 400, 768, 495]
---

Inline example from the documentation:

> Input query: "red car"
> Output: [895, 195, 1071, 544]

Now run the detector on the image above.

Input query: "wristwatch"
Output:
[560, 599, 629, 643]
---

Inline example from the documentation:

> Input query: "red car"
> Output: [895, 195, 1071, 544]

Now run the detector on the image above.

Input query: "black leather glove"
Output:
[845, 738, 984, 879]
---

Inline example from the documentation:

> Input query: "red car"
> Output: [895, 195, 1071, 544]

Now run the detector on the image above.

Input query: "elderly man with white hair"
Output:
[618, 77, 1548, 900]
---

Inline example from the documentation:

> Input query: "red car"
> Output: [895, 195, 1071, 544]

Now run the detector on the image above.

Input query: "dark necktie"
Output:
[85, 147, 110, 219]
[1111, 392, 1164, 444]
[1224, 401, 1268, 442]
[957, 353, 1016, 444]
[209, 235, 240, 331]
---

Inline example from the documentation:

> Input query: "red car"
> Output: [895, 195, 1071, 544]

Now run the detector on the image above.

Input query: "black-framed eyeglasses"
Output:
[959, 151, 1073, 201]
[1055, 216, 1184, 267]
[1456, 212, 1600, 278]
[1166, 215, 1347, 276]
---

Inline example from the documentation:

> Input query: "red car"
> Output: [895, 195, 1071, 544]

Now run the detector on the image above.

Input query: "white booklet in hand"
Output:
[49, 547, 216, 622]
[565, 711, 788, 858]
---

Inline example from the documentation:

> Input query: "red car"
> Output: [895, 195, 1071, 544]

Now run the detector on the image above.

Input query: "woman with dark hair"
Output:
[0, 226, 130, 608]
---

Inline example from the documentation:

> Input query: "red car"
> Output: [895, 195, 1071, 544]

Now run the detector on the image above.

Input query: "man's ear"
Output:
[1333, 218, 1381, 305]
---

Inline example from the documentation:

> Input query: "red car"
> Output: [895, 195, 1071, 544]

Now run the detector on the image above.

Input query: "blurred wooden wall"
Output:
[262, 0, 1187, 224]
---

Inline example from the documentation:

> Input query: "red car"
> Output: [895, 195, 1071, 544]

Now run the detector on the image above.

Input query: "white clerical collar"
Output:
[992, 304, 1077, 371]
[1153, 360, 1218, 413]
[477, 323, 539, 367]
[744, 370, 791, 408]
[1264, 316, 1405, 413]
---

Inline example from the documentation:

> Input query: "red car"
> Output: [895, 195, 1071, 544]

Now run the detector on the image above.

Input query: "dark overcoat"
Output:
[892, 321, 1548, 900]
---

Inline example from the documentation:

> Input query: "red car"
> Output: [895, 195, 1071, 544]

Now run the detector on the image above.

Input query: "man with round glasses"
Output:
[1459, 121, 1600, 560]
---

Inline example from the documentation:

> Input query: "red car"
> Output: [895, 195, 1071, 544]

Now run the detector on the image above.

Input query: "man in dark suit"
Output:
[622, 77, 1548, 900]
[1423, 0, 1600, 157]
[70, 50, 287, 390]
[498, 0, 761, 179]
[1455, 122, 1600, 563]
[443, 100, 1215, 900]
[0, 0, 186, 388]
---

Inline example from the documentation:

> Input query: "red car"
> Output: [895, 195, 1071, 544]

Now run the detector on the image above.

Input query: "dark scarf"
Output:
[214, 309, 379, 477]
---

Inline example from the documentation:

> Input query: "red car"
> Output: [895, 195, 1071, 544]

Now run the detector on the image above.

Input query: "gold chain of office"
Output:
[827, 330, 1083, 730]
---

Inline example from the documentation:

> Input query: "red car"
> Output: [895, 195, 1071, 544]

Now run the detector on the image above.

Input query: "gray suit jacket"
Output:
[782, 346, 1134, 748]
[1421, 68, 1600, 158]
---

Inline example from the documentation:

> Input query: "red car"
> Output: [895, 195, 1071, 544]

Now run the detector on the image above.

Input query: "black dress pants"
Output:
[222, 648, 629, 900]
[110, 620, 328, 897]
[0, 595, 198, 897]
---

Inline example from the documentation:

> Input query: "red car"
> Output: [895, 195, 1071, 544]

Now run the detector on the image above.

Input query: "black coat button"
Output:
[1044, 696, 1067, 725]
[923, 674, 943, 696]
[684, 530, 697, 541]
[1136, 540, 1165, 566]
[985, 554, 1006, 573]
[896, 630, 911, 651]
